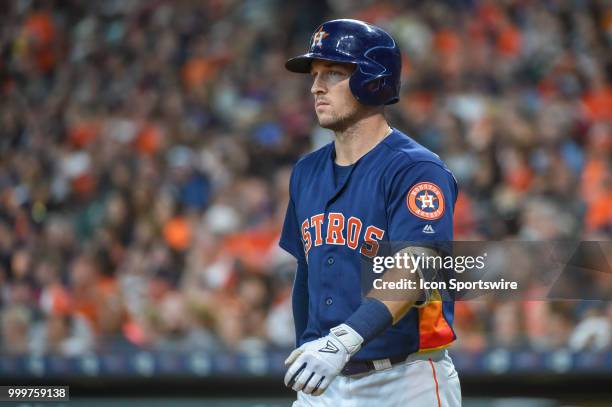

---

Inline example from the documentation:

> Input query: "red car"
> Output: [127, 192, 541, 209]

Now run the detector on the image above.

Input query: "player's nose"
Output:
[310, 75, 327, 95]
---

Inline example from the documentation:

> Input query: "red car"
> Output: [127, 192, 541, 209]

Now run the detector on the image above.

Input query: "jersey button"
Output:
[326, 257, 334, 265]
[325, 297, 333, 305]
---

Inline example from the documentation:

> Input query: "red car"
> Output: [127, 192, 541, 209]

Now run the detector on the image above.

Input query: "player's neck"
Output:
[333, 114, 391, 166]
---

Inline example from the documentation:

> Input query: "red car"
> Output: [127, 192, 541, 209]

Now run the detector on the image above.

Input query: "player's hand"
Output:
[284, 324, 363, 396]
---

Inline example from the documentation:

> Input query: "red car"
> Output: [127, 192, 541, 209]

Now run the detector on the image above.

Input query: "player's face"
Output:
[310, 60, 365, 131]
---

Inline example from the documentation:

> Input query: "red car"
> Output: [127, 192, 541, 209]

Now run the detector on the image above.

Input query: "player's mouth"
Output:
[315, 99, 330, 108]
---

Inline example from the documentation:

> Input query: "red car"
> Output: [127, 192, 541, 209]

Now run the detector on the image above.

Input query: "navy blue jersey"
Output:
[280, 129, 458, 360]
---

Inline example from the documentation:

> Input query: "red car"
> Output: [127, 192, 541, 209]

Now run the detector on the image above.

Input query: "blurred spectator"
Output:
[29, 312, 94, 356]
[152, 291, 219, 353]
[1, 306, 32, 355]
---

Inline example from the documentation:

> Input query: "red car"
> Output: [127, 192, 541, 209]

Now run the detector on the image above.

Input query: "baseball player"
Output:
[280, 19, 461, 406]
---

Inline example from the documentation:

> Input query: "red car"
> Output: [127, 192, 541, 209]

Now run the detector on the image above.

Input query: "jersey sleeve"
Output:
[292, 258, 309, 346]
[386, 161, 457, 252]
[279, 170, 307, 263]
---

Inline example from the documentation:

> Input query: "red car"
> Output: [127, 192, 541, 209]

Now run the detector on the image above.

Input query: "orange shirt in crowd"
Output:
[22, 11, 57, 73]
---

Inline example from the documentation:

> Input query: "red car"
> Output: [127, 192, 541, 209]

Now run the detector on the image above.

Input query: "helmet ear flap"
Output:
[350, 74, 390, 105]
[366, 78, 384, 93]
[349, 71, 370, 105]
[367, 78, 382, 92]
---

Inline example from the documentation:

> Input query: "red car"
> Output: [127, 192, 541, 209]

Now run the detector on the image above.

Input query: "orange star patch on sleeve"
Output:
[406, 182, 445, 220]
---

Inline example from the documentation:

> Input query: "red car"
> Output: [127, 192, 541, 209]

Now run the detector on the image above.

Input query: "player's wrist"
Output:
[329, 323, 363, 357]
[344, 297, 393, 345]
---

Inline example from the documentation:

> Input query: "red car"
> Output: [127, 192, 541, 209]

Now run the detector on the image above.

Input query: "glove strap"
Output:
[329, 324, 363, 357]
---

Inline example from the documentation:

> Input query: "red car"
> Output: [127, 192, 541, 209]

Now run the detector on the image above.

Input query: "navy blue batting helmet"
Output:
[286, 19, 402, 106]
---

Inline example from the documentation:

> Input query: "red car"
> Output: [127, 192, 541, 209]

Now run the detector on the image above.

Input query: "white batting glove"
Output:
[284, 324, 363, 396]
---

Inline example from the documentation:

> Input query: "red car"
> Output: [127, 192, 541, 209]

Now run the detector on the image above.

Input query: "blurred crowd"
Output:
[1, 0, 611, 358]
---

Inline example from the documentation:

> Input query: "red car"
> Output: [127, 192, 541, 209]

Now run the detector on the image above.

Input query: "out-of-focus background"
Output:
[0, 0, 611, 405]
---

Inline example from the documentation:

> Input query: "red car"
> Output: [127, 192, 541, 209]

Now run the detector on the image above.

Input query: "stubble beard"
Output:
[317, 106, 361, 132]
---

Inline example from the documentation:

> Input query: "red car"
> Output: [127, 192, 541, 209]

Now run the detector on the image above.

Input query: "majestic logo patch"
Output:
[311, 27, 329, 48]
[422, 224, 435, 234]
[407, 182, 445, 220]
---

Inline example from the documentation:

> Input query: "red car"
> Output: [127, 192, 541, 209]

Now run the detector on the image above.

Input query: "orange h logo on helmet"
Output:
[311, 27, 329, 48]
